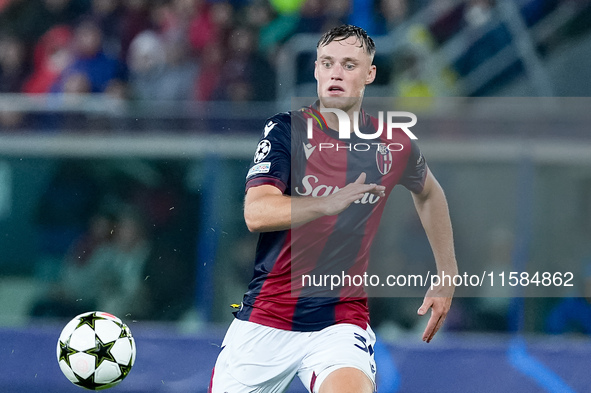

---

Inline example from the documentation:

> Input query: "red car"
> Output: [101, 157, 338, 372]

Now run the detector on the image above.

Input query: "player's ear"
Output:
[366, 64, 376, 85]
[314, 60, 319, 81]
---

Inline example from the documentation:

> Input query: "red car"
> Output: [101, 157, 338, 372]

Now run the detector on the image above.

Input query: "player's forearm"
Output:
[245, 174, 384, 232]
[244, 194, 326, 232]
[412, 184, 458, 276]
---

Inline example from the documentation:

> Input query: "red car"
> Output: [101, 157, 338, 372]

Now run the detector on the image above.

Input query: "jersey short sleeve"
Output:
[399, 139, 428, 194]
[245, 113, 291, 194]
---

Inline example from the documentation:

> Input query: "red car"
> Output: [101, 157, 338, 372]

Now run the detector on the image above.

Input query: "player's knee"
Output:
[318, 367, 374, 393]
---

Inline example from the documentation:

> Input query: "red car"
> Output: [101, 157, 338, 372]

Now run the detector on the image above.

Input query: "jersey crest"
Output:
[376, 145, 393, 175]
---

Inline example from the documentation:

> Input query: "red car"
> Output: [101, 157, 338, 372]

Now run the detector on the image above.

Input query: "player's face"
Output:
[315, 36, 376, 113]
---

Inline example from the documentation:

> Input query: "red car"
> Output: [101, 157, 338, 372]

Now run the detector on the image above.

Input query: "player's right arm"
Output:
[245, 173, 383, 232]
[245, 114, 384, 233]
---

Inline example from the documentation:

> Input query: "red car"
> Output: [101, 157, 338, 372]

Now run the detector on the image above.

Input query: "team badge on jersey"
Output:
[254, 140, 271, 163]
[376, 145, 393, 175]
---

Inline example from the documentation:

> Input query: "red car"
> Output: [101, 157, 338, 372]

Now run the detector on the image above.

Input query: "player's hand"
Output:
[417, 285, 454, 343]
[321, 172, 386, 216]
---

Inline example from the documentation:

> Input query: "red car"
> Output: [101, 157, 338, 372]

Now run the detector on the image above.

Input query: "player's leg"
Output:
[318, 367, 373, 393]
[209, 319, 302, 393]
[297, 324, 377, 393]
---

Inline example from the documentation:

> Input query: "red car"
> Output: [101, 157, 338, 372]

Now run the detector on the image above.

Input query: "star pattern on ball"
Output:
[87, 337, 116, 367]
[75, 374, 102, 390]
[76, 312, 102, 330]
[58, 340, 77, 364]
[120, 325, 132, 339]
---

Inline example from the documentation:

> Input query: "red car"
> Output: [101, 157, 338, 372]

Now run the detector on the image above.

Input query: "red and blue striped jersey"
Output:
[237, 104, 427, 332]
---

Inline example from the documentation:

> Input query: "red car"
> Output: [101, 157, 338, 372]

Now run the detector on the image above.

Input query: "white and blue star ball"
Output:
[57, 311, 136, 390]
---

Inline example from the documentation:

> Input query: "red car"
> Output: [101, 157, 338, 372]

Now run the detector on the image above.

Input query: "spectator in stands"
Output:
[374, 0, 408, 35]
[150, 1, 178, 38]
[162, 36, 199, 99]
[194, 40, 225, 101]
[30, 211, 115, 318]
[54, 18, 126, 94]
[119, 0, 153, 60]
[215, 25, 275, 101]
[128, 30, 198, 101]
[188, 0, 234, 54]
[0, 31, 28, 128]
[245, 0, 296, 57]
[208, 0, 235, 45]
[96, 208, 152, 318]
[22, 25, 73, 94]
[245, 0, 275, 31]
[127, 30, 167, 100]
[88, 0, 125, 59]
[294, 0, 326, 34]
[62, 71, 92, 95]
[0, 35, 28, 93]
[322, 0, 351, 31]
[65, 212, 116, 272]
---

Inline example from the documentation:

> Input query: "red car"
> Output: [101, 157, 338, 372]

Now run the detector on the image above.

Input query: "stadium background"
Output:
[1, 0, 591, 391]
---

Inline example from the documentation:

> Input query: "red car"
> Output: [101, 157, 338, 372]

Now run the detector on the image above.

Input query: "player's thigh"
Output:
[318, 367, 373, 393]
[298, 324, 377, 393]
[209, 319, 301, 393]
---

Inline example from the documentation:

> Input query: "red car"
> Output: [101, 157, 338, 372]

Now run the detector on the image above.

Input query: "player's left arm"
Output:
[411, 167, 458, 343]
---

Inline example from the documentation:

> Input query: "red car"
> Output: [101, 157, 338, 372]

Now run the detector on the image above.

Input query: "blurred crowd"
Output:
[0, 0, 280, 102]
[0, 0, 580, 109]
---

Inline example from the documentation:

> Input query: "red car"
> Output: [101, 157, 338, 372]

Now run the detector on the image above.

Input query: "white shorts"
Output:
[208, 319, 377, 393]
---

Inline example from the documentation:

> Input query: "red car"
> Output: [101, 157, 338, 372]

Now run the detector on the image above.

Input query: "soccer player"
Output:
[209, 24, 458, 393]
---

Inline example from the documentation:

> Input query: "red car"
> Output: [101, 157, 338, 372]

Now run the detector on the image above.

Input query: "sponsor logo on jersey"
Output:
[303, 142, 316, 160]
[294, 175, 381, 204]
[254, 140, 271, 163]
[246, 162, 271, 178]
[376, 144, 393, 175]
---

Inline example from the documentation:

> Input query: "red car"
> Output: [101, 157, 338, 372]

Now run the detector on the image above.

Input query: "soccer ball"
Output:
[56, 311, 136, 390]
